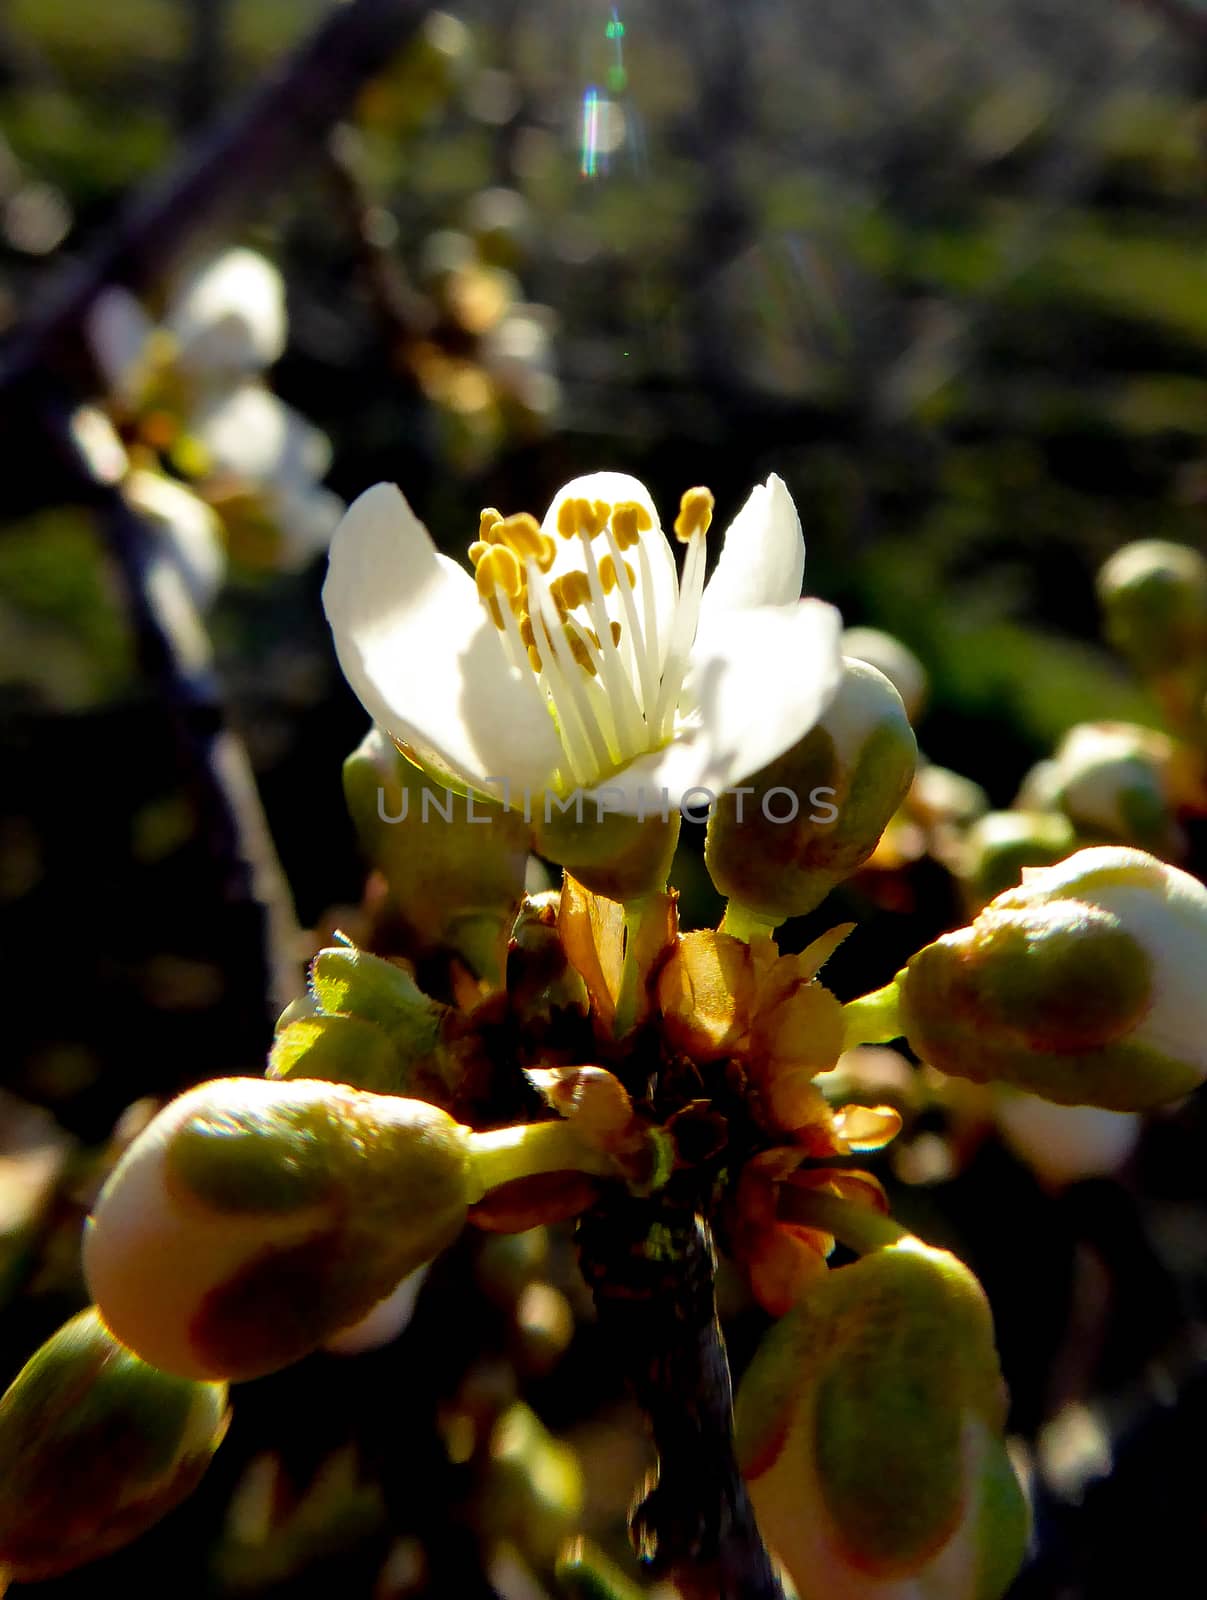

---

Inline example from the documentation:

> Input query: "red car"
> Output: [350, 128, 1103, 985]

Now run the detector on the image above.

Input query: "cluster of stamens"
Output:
[468, 487, 714, 788]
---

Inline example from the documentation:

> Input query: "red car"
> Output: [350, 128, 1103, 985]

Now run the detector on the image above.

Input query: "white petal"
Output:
[322, 484, 563, 797]
[586, 599, 843, 810]
[194, 384, 329, 487]
[168, 248, 287, 376]
[87, 287, 153, 406]
[994, 1089, 1140, 1185]
[125, 469, 227, 610]
[697, 473, 805, 629]
[540, 471, 678, 659]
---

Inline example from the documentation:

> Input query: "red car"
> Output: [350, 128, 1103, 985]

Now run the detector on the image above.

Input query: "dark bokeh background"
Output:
[2, 2, 1207, 1595]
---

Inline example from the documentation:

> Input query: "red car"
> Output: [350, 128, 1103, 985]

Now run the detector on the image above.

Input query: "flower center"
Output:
[468, 487, 713, 789]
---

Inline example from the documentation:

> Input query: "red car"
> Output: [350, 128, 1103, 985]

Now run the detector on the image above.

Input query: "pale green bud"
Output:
[897, 846, 1207, 1110]
[343, 728, 530, 981]
[841, 627, 928, 722]
[706, 658, 917, 921]
[532, 804, 680, 904]
[1018, 722, 1183, 857]
[0, 1307, 229, 1582]
[84, 1077, 475, 1381]
[911, 763, 990, 832]
[1097, 539, 1207, 679]
[959, 811, 1077, 907]
[480, 1401, 584, 1570]
[993, 1089, 1140, 1187]
[735, 1238, 1027, 1600]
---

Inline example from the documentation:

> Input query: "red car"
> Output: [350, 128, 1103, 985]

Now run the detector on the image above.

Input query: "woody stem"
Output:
[576, 1192, 786, 1600]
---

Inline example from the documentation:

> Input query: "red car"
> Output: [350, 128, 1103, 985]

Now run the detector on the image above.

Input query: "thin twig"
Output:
[324, 124, 433, 347]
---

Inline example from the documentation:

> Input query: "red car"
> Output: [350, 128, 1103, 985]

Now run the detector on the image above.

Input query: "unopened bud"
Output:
[344, 728, 530, 981]
[897, 846, 1207, 1109]
[1017, 721, 1183, 857]
[1097, 539, 1207, 680]
[533, 803, 680, 904]
[0, 1307, 229, 1581]
[735, 1238, 1027, 1600]
[841, 627, 928, 721]
[993, 1090, 1140, 1188]
[84, 1077, 475, 1380]
[480, 1401, 584, 1569]
[958, 810, 1077, 907]
[706, 657, 917, 923]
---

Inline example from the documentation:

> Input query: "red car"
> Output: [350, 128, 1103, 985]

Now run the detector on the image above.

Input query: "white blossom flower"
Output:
[87, 250, 342, 576]
[322, 471, 844, 811]
[88, 248, 286, 408]
[193, 382, 343, 570]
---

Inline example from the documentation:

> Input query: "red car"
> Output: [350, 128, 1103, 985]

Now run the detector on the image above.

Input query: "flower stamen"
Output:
[468, 484, 714, 789]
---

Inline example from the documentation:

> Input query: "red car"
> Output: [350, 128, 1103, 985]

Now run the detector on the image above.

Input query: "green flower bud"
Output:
[735, 1239, 1027, 1600]
[1097, 539, 1207, 680]
[0, 1307, 229, 1581]
[480, 1401, 584, 1570]
[958, 811, 1077, 907]
[993, 1089, 1140, 1187]
[706, 658, 917, 923]
[841, 627, 928, 722]
[84, 1077, 475, 1381]
[532, 804, 680, 904]
[1016, 722, 1183, 858]
[896, 846, 1207, 1110]
[344, 728, 531, 981]
[910, 763, 989, 832]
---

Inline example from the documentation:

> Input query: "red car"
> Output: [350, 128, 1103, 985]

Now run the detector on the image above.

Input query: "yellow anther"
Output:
[611, 501, 650, 548]
[550, 571, 593, 611]
[556, 499, 581, 538]
[479, 507, 503, 542]
[597, 554, 635, 594]
[475, 544, 523, 603]
[527, 644, 543, 672]
[610, 619, 622, 646]
[674, 486, 714, 543]
[468, 539, 491, 566]
[588, 499, 612, 536]
[495, 513, 557, 572]
[565, 628, 598, 676]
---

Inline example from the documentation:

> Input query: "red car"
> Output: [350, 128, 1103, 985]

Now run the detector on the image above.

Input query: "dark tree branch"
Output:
[45, 403, 303, 1016]
[324, 124, 432, 348]
[577, 1195, 786, 1600]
